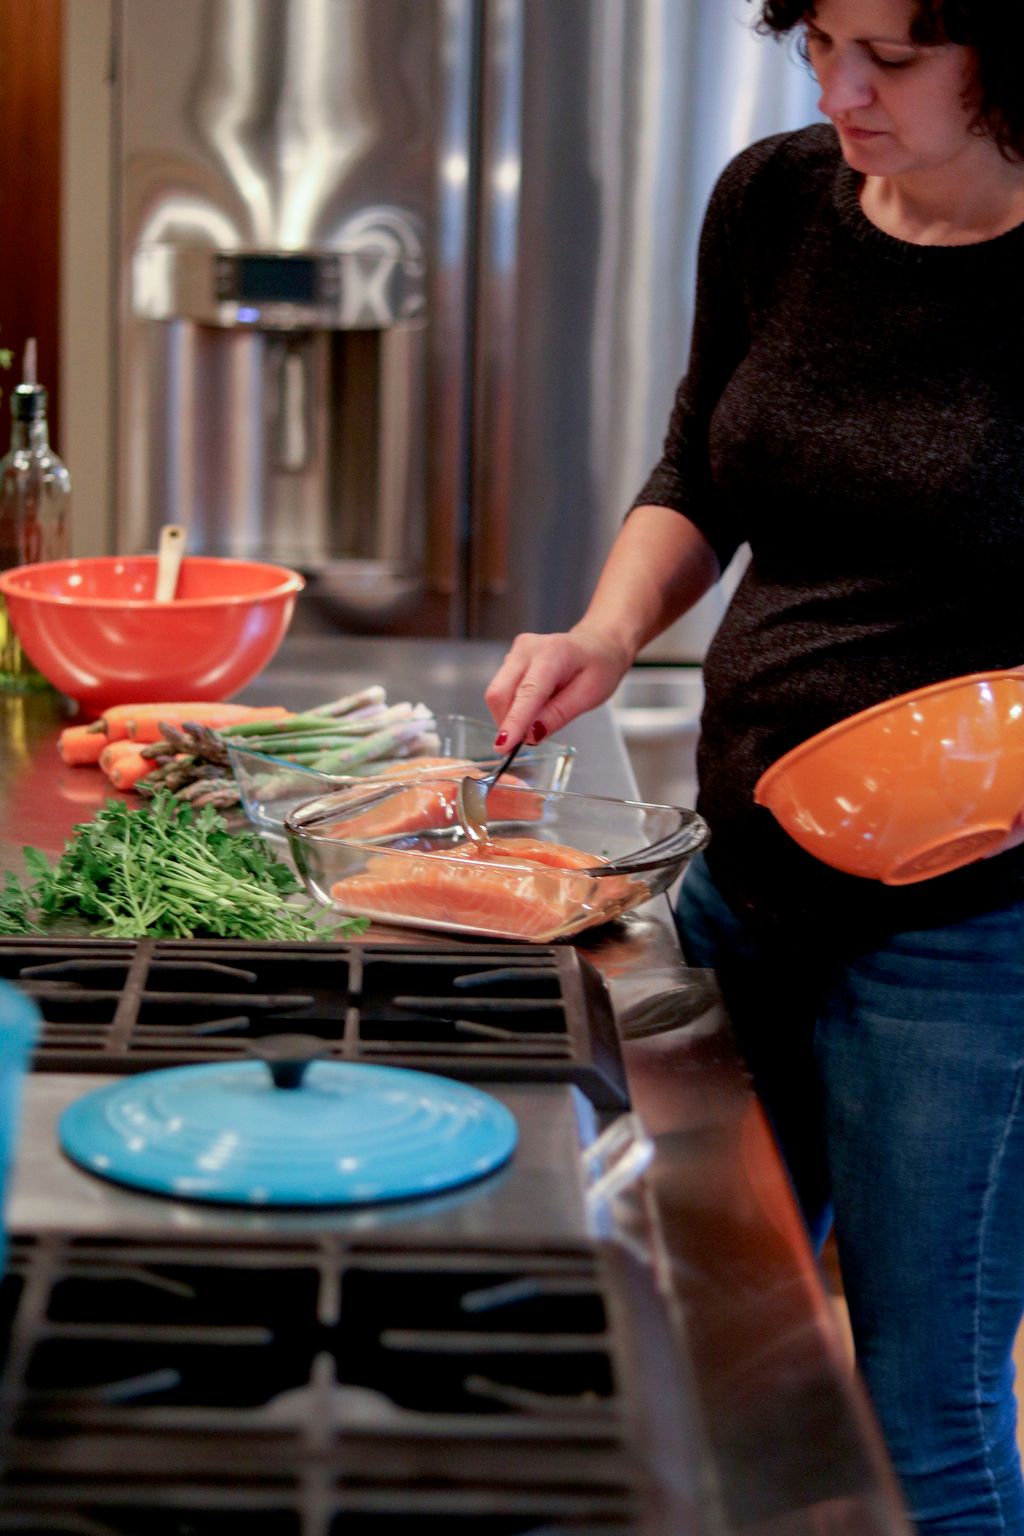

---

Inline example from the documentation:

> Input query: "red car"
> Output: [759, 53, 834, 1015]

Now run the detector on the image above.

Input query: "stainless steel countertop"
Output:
[0, 636, 911, 1536]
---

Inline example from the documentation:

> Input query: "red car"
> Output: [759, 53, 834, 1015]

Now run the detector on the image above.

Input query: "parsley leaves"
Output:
[3, 791, 366, 941]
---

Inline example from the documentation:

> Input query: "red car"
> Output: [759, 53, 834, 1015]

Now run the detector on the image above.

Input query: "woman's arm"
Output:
[484, 505, 719, 747]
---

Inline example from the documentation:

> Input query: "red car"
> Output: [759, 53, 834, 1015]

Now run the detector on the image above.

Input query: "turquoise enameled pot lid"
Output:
[58, 1054, 518, 1207]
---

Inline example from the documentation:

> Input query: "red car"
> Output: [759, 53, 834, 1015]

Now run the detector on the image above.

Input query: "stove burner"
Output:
[0, 939, 626, 1109]
[0, 1233, 693, 1533]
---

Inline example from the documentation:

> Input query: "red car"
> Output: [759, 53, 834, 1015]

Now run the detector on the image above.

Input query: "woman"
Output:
[484, 3, 1024, 1530]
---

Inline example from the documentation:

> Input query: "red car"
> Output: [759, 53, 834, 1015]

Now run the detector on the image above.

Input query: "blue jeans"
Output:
[676, 852, 1024, 1535]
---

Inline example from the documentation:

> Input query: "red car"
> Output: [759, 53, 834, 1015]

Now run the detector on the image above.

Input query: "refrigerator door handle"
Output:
[470, 0, 525, 622]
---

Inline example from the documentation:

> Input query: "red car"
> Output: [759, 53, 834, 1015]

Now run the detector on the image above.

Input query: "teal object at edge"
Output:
[0, 979, 40, 1279]
[58, 1060, 519, 1207]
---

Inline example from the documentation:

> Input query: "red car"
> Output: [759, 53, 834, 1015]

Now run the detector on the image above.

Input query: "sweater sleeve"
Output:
[631, 147, 760, 573]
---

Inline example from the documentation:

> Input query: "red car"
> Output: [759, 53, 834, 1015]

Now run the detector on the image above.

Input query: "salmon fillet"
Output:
[321, 771, 540, 841]
[329, 835, 640, 940]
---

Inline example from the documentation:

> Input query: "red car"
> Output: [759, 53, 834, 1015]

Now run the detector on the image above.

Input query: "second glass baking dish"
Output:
[285, 776, 709, 942]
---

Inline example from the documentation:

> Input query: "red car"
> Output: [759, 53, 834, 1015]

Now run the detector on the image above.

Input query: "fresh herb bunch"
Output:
[5, 790, 366, 941]
[0, 870, 39, 935]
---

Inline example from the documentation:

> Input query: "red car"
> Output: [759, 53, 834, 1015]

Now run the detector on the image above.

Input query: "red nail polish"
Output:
[494, 730, 508, 748]
[530, 721, 547, 743]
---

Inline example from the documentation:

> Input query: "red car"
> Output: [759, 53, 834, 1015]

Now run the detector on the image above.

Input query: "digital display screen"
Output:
[235, 255, 318, 304]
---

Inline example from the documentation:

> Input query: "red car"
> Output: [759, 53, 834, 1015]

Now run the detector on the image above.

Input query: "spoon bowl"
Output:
[456, 739, 525, 841]
[457, 775, 489, 841]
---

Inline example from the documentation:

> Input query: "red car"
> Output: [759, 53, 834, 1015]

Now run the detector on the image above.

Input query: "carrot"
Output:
[104, 747, 159, 792]
[99, 739, 148, 777]
[100, 703, 292, 743]
[58, 724, 109, 765]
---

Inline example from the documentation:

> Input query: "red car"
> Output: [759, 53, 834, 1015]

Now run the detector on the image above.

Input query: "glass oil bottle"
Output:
[0, 340, 71, 690]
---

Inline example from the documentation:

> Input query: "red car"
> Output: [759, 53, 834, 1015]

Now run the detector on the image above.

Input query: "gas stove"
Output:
[0, 938, 626, 1108]
[0, 1230, 701, 1534]
[0, 936, 704, 1534]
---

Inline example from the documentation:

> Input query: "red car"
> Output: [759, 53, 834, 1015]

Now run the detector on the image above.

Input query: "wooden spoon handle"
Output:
[154, 524, 187, 601]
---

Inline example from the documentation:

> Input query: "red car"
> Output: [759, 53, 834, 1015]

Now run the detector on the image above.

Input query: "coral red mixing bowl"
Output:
[0, 556, 304, 715]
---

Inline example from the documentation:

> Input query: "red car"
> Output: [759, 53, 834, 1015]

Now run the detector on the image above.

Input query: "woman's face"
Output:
[805, 0, 981, 177]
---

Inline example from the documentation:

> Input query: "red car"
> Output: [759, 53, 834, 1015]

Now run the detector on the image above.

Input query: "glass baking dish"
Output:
[226, 713, 575, 835]
[285, 776, 710, 943]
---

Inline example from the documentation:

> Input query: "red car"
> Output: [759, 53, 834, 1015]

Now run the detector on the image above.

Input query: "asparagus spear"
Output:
[221, 713, 372, 740]
[309, 725, 442, 773]
[305, 685, 387, 718]
[224, 688, 398, 737]
[224, 707, 434, 756]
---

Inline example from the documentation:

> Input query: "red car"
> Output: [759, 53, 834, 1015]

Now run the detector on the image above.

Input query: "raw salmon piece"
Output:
[322, 779, 464, 841]
[322, 757, 474, 839]
[447, 836, 637, 915]
[482, 780, 542, 822]
[329, 836, 641, 939]
[323, 772, 540, 841]
[330, 853, 589, 939]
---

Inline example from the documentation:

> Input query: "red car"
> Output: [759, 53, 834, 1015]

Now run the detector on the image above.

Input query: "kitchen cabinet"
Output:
[0, 636, 911, 1534]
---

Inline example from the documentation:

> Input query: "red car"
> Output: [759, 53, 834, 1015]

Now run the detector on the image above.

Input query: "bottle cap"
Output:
[11, 383, 47, 422]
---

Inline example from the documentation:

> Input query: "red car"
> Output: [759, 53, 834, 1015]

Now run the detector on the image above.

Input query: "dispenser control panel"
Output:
[213, 254, 340, 308]
[132, 246, 425, 330]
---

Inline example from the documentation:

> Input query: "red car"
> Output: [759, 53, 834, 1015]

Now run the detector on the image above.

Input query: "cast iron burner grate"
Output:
[0, 938, 626, 1109]
[0, 1232, 696, 1534]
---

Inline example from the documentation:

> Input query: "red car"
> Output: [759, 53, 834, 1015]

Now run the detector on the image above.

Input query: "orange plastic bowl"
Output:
[0, 556, 304, 716]
[754, 669, 1024, 886]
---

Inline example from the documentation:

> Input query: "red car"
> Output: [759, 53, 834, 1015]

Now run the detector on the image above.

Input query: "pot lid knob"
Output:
[247, 1033, 328, 1090]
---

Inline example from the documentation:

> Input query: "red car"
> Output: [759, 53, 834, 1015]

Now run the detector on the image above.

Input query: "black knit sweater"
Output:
[633, 123, 1024, 952]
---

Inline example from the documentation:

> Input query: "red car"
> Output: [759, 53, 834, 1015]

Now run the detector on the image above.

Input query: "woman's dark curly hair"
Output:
[753, 2, 1024, 160]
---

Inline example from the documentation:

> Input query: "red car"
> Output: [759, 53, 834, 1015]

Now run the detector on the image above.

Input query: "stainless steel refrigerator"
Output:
[113, 0, 818, 654]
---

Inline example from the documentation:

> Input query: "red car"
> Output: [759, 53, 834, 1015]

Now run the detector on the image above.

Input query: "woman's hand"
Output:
[484, 623, 633, 748]
[484, 505, 720, 748]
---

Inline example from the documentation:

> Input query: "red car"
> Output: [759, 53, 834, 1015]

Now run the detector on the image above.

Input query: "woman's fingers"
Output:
[485, 636, 577, 747]
[483, 639, 541, 742]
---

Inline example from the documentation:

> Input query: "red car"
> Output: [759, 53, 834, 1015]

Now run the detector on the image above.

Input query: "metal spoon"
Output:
[456, 739, 526, 842]
[154, 523, 187, 601]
